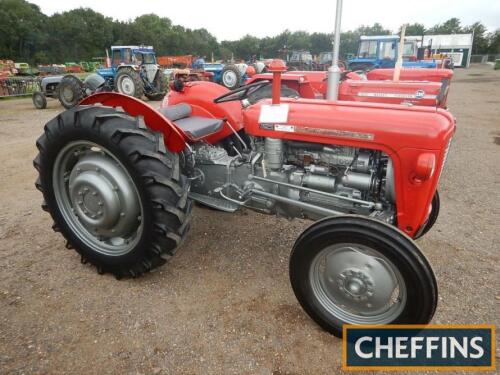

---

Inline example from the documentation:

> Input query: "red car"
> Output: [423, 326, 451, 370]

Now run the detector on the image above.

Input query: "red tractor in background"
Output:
[33, 1, 455, 337]
[245, 67, 453, 108]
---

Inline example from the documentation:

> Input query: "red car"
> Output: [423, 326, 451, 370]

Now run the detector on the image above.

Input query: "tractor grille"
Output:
[437, 137, 453, 183]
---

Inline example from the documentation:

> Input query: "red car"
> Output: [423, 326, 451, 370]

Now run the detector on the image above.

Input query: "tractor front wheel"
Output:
[290, 216, 437, 337]
[220, 65, 241, 90]
[34, 105, 192, 278]
[115, 67, 144, 98]
[32, 91, 47, 109]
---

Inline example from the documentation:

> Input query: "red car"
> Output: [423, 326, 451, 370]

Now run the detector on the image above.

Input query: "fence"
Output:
[0, 76, 40, 97]
[470, 54, 500, 64]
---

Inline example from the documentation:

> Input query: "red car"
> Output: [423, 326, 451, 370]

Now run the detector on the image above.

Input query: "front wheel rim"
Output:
[118, 76, 135, 95]
[309, 243, 407, 325]
[53, 141, 143, 256]
[222, 71, 237, 87]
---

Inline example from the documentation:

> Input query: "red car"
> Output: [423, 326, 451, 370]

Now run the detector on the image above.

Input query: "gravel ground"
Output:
[0, 65, 499, 374]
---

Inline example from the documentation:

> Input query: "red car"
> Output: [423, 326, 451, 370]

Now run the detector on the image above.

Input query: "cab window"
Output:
[123, 48, 132, 64]
[379, 41, 396, 59]
[112, 49, 121, 65]
[358, 41, 377, 59]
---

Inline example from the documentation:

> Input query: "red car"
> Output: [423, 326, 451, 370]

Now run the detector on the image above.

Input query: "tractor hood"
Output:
[243, 98, 455, 154]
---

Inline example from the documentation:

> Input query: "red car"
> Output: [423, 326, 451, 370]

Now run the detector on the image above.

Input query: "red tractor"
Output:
[245, 67, 454, 108]
[34, 0, 456, 337]
[34, 57, 454, 337]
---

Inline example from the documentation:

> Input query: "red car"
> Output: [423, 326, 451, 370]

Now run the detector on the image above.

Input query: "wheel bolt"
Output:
[98, 201, 103, 206]
[120, 212, 125, 217]
[92, 192, 97, 196]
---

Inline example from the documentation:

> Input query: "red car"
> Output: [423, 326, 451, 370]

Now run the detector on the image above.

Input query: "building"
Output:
[407, 34, 474, 68]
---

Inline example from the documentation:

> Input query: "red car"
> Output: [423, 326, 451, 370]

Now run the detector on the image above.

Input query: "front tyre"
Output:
[220, 65, 241, 90]
[34, 105, 192, 278]
[115, 67, 144, 98]
[290, 216, 437, 337]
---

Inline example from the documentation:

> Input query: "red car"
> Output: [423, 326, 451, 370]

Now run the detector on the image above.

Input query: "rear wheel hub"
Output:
[53, 141, 143, 256]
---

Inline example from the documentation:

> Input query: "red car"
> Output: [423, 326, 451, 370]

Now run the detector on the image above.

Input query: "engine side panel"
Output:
[243, 98, 455, 236]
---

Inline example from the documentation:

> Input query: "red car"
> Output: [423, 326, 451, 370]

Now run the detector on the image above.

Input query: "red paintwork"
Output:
[164, 79, 455, 237]
[246, 69, 451, 108]
[339, 80, 443, 107]
[81, 93, 188, 152]
[268, 59, 287, 104]
[162, 81, 244, 145]
[367, 68, 454, 83]
[243, 97, 454, 237]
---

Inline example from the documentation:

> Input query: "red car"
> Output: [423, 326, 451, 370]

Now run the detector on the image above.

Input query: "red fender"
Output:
[80, 92, 188, 153]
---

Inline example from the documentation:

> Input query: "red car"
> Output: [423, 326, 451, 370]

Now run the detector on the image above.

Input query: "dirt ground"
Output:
[0, 65, 499, 375]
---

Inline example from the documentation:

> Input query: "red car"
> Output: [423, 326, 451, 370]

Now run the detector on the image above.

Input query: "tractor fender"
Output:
[80, 92, 188, 153]
[163, 81, 245, 144]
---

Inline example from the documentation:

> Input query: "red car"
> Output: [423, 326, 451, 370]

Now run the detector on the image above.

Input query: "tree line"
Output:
[1, 0, 499, 64]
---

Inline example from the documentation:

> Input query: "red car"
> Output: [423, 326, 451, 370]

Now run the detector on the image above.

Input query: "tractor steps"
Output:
[188, 192, 239, 212]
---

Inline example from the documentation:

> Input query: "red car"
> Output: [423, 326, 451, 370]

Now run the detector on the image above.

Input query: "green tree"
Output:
[488, 29, 500, 54]
[464, 22, 489, 54]
[428, 18, 463, 34]
[0, 0, 47, 61]
[401, 23, 426, 36]
[45, 8, 113, 62]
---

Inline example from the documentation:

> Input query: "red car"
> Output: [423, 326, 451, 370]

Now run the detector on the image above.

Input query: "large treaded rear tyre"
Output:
[58, 75, 84, 109]
[145, 70, 167, 101]
[115, 67, 144, 98]
[34, 105, 192, 278]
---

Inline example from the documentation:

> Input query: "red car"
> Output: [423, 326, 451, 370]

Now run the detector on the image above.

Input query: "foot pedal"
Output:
[188, 192, 239, 212]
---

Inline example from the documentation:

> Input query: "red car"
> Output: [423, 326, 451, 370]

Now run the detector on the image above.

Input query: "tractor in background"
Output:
[348, 35, 443, 71]
[96, 45, 167, 100]
[33, 46, 168, 110]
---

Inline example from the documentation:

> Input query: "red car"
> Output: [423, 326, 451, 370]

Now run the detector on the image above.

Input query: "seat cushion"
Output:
[174, 116, 224, 140]
[159, 103, 192, 121]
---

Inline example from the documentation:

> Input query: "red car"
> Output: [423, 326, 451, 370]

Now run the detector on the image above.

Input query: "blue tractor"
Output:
[55, 45, 167, 109]
[98, 45, 167, 99]
[348, 35, 438, 71]
[192, 57, 247, 90]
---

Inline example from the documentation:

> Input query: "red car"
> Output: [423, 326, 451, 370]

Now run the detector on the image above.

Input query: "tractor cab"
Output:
[348, 35, 437, 71]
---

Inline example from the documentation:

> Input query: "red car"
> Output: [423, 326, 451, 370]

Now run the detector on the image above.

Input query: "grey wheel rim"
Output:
[118, 76, 135, 96]
[34, 93, 44, 107]
[53, 141, 143, 256]
[61, 86, 74, 103]
[222, 70, 237, 88]
[309, 243, 407, 325]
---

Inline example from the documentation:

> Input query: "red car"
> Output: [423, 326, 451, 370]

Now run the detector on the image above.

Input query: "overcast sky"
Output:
[30, 0, 499, 41]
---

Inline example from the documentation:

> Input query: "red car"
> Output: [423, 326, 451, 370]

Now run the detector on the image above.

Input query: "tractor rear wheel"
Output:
[58, 75, 84, 109]
[221, 65, 241, 90]
[290, 216, 437, 337]
[34, 105, 192, 278]
[145, 70, 167, 101]
[115, 67, 144, 98]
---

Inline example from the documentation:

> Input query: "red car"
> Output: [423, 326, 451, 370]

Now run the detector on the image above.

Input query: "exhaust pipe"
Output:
[326, 0, 343, 101]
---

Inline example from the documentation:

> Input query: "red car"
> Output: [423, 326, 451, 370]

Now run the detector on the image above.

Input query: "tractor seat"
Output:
[159, 103, 224, 140]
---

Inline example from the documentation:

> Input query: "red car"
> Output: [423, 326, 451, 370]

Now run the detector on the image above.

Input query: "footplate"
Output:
[188, 192, 239, 212]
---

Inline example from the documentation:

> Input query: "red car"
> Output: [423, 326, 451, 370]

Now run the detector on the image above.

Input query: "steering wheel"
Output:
[214, 80, 271, 104]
